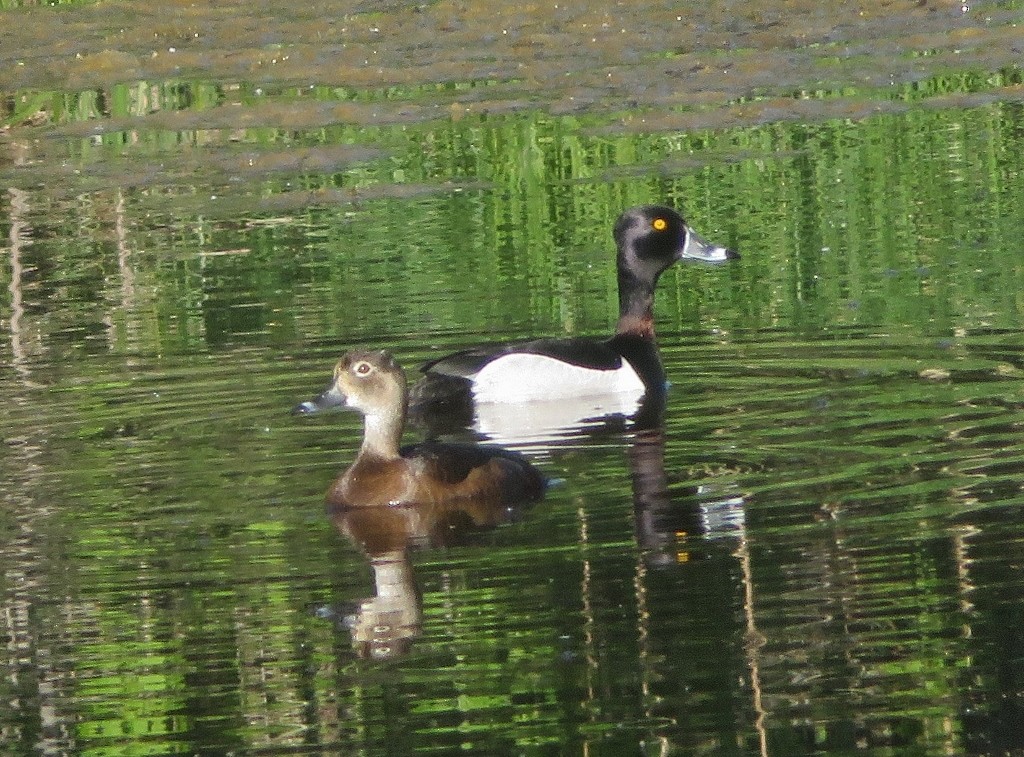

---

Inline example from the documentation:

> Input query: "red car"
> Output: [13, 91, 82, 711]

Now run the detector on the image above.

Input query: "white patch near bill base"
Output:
[470, 352, 645, 404]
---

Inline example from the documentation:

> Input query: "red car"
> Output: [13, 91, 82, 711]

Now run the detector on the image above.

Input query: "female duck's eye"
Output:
[652, 218, 667, 231]
[354, 362, 372, 376]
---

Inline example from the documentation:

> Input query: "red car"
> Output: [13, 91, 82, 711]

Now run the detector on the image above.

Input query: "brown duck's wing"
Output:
[402, 441, 545, 502]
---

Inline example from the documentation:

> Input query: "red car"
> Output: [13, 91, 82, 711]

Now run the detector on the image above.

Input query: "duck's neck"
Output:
[359, 408, 405, 461]
[615, 267, 657, 340]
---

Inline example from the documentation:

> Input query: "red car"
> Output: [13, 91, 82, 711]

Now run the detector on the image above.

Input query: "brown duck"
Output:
[294, 349, 546, 510]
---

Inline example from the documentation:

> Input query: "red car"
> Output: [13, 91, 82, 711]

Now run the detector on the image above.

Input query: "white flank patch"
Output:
[471, 352, 645, 404]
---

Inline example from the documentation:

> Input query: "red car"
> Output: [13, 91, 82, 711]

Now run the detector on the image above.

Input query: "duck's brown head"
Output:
[293, 349, 407, 417]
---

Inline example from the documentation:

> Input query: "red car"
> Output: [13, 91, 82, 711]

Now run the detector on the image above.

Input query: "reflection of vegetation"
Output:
[4, 62, 1024, 755]
[766, 65, 1024, 104]
[5, 71, 1023, 353]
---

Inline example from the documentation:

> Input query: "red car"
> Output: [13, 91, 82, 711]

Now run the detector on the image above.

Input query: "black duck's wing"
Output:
[421, 348, 499, 379]
[422, 337, 623, 377]
[516, 337, 624, 370]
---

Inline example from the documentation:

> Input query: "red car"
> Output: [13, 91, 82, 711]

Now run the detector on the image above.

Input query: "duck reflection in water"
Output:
[629, 421, 746, 567]
[294, 350, 546, 658]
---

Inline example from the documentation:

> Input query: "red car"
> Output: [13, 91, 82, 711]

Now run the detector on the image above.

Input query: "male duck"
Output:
[293, 350, 545, 509]
[412, 205, 737, 411]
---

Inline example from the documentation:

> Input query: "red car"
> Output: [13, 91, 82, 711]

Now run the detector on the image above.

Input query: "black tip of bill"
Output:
[291, 400, 320, 416]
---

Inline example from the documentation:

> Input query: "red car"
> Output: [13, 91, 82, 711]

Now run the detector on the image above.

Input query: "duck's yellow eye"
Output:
[354, 361, 372, 376]
[652, 218, 667, 231]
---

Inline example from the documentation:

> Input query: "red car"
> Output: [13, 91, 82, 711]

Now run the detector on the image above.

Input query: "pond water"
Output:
[3, 1, 1024, 754]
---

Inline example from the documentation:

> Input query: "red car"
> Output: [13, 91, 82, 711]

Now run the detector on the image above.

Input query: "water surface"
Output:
[3, 1, 1024, 755]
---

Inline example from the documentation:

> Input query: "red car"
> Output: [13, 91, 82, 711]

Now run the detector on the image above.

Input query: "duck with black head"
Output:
[410, 204, 738, 442]
[293, 350, 546, 510]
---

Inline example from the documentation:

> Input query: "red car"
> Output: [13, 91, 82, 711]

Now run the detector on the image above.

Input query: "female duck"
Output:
[412, 205, 737, 409]
[294, 350, 545, 509]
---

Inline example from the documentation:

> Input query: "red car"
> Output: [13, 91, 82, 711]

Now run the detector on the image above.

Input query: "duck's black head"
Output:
[613, 205, 738, 282]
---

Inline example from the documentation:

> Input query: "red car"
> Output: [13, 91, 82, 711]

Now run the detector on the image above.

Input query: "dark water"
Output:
[3, 1, 1024, 755]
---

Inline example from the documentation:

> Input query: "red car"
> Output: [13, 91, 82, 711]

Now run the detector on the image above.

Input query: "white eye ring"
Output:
[354, 361, 372, 376]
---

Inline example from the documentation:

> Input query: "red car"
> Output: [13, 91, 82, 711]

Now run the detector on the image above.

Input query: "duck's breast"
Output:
[328, 458, 417, 508]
